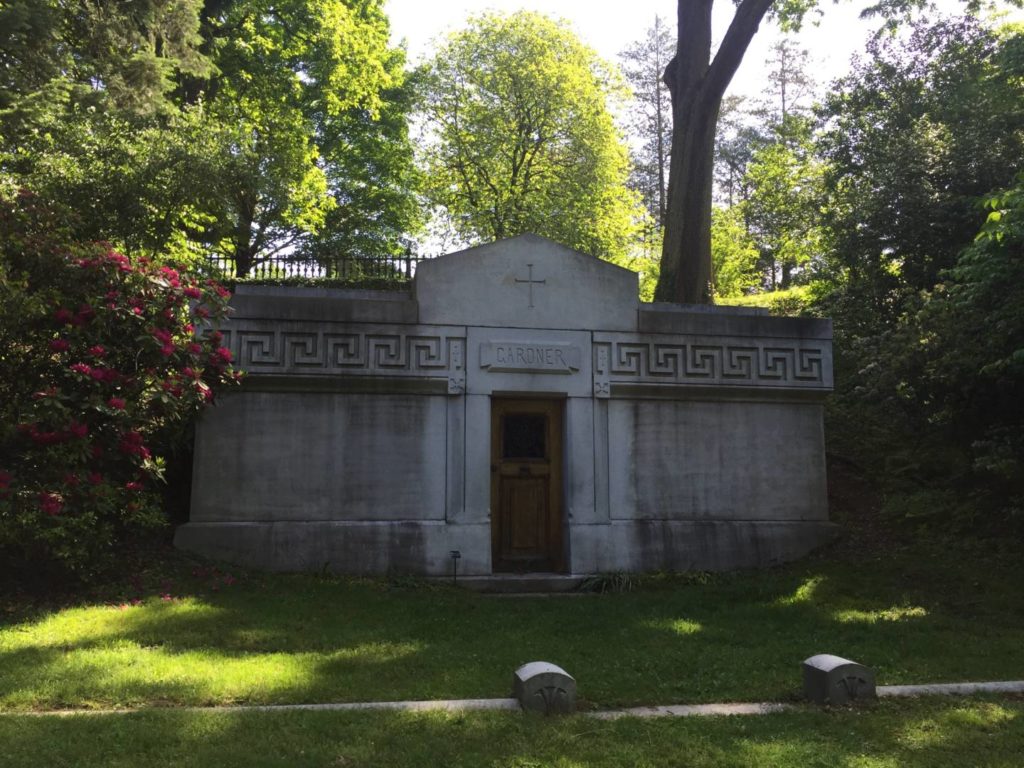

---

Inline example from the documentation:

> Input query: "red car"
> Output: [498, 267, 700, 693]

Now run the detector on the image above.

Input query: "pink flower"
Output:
[88, 345, 106, 357]
[212, 284, 230, 299]
[183, 286, 202, 299]
[160, 343, 175, 357]
[70, 362, 92, 376]
[187, 343, 202, 355]
[181, 367, 198, 379]
[68, 420, 88, 438]
[132, 307, 143, 316]
[49, 339, 70, 352]
[153, 328, 172, 344]
[88, 472, 103, 486]
[88, 367, 108, 381]
[213, 347, 233, 364]
[64, 473, 79, 487]
[108, 397, 126, 410]
[54, 308, 73, 324]
[125, 481, 144, 491]
[39, 492, 63, 516]
[195, 307, 209, 319]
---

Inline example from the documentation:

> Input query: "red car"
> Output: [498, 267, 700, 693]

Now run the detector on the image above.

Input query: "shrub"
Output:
[0, 192, 238, 580]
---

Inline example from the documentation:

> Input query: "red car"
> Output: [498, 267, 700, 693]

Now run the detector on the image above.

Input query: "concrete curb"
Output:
[878, 681, 1024, 698]
[590, 702, 793, 720]
[6, 679, 1024, 719]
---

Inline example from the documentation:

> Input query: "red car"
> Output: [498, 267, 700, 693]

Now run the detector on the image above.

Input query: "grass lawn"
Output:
[1, 537, 1022, 712]
[1, 697, 1023, 767]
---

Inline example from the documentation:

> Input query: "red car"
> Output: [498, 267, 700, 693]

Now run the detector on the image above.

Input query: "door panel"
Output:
[491, 399, 564, 572]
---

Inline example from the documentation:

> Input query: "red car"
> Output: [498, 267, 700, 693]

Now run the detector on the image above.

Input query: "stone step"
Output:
[443, 573, 590, 594]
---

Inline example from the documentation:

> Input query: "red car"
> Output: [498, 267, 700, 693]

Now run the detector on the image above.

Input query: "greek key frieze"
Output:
[592, 339, 828, 389]
[224, 325, 466, 379]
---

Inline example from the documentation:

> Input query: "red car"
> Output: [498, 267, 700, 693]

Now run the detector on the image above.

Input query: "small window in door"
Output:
[502, 413, 546, 459]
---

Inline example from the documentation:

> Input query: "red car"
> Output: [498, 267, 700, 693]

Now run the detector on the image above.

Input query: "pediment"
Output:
[415, 234, 639, 331]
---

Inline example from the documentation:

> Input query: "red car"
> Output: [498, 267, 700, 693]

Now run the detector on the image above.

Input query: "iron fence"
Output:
[206, 251, 433, 282]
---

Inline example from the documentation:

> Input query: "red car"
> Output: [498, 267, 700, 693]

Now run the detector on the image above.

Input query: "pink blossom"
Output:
[125, 481, 144, 491]
[187, 343, 202, 355]
[152, 328, 172, 344]
[88, 472, 103, 486]
[88, 367, 108, 381]
[88, 345, 106, 357]
[39, 492, 63, 516]
[64, 473, 80, 487]
[132, 307, 143, 316]
[70, 362, 92, 376]
[108, 397, 126, 410]
[160, 343, 175, 357]
[68, 421, 88, 438]
[183, 286, 202, 299]
[213, 347, 233, 364]
[54, 308, 73, 324]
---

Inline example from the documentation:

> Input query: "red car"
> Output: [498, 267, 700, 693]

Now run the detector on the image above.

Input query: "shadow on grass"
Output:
[0, 698, 1022, 768]
[1, 549, 1023, 710]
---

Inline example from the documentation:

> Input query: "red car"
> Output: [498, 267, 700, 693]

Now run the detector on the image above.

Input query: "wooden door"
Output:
[491, 399, 564, 573]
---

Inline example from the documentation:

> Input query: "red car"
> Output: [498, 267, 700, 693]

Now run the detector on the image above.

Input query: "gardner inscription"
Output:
[480, 341, 581, 374]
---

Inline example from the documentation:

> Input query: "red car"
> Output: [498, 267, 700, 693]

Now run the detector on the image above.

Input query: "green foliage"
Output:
[418, 11, 642, 262]
[0, 193, 238, 580]
[726, 285, 815, 316]
[744, 116, 824, 289]
[710, 205, 761, 298]
[818, 17, 1024, 534]
[0, 0, 420, 278]
[818, 16, 1024, 329]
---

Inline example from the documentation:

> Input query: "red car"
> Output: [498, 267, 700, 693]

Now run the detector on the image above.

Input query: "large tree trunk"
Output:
[655, 0, 775, 304]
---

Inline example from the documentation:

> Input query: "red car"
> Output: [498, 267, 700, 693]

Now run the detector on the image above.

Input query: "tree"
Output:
[619, 15, 675, 233]
[819, 15, 1024, 330]
[759, 38, 814, 125]
[418, 11, 641, 262]
[1, 0, 421, 278]
[744, 116, 824, 289]
[656, 0, 988, 304]
[185, 0, 405, 276]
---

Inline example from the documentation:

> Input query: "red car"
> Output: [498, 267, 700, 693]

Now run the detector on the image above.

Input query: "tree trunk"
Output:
[655, 0, 775, 304]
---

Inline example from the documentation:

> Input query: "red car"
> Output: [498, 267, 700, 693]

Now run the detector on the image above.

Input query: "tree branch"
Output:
[704, 0, 776, 104]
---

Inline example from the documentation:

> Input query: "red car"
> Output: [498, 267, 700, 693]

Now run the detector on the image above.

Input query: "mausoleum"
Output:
[176, 234, 837, 575]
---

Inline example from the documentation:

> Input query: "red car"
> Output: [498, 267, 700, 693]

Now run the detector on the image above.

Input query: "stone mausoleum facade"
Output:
[176, 235, 837, 575]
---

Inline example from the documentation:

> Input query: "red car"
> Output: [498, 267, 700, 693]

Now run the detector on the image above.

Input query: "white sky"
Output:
[385, 0, 1023, 102]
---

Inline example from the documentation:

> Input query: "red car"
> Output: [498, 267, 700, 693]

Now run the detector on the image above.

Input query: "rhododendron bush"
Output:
[0, 193, 238, 578]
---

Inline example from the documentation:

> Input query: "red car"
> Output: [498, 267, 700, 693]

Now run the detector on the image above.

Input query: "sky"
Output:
[384, 0, 1023, 103]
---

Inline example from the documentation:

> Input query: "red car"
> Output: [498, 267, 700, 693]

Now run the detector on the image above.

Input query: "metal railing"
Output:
[206, 251, 432, 282]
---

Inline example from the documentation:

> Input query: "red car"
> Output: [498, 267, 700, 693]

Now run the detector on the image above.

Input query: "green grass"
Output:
[1, 698, 1023, 767]
[2, 541, 1022, 713]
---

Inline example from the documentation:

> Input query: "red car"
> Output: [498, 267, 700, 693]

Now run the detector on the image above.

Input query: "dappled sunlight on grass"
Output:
[0, 597, 227, 652]
[641, 617, 703, 636]
[833, 605, 928, 624]
[774, 575, 828, 606]
[895, 701, 1018, 750]
[0, 639, 425, 710]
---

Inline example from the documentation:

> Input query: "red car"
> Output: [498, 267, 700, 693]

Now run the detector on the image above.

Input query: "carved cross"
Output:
[514, 263, 546, 308]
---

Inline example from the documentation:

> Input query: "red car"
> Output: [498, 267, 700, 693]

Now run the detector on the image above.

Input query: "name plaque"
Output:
[480, 341, 581, 374]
